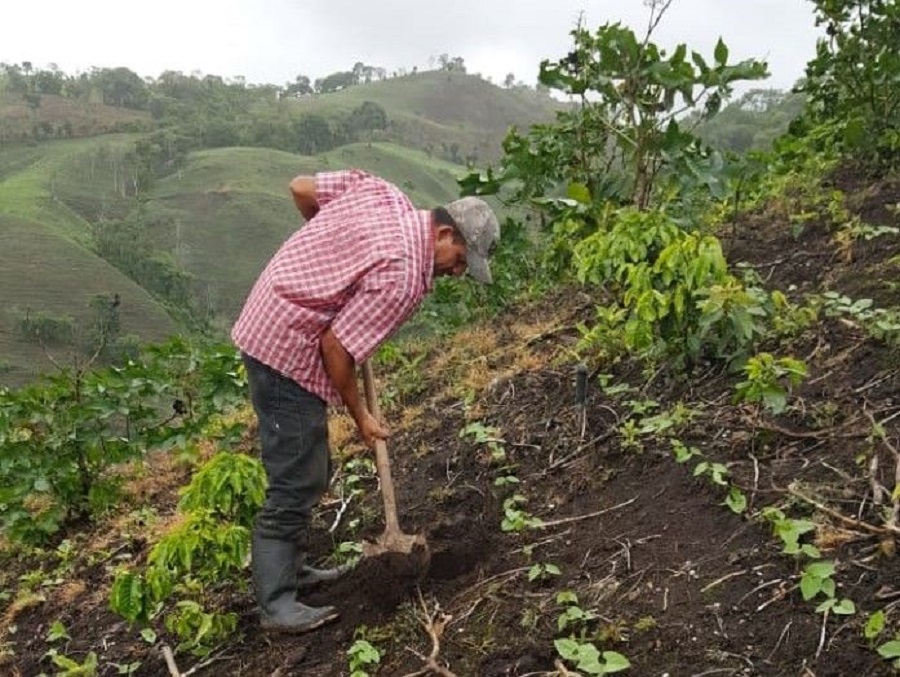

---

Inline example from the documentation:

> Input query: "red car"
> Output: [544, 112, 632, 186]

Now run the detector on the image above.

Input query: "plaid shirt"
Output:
[232, 169, 434, 405]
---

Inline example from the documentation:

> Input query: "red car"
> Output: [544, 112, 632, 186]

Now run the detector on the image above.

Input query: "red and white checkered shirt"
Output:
[232, 169, 434, 405]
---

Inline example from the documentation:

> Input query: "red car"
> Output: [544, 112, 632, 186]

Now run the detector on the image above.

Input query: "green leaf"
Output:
[555, 638, 581, 662]
[832, 598, 856, 615]
[865, 610, 886, 640]
[879, 640, 900, 659]
[714, 38, 729, 66]
[724, 487, 747, 514]
[567, 182, 592, 205]
[601, 651, 632, 673]
[800, 574, 820, 601]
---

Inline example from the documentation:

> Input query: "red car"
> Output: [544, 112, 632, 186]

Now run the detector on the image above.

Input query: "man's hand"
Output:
[358, 410, 389, 448]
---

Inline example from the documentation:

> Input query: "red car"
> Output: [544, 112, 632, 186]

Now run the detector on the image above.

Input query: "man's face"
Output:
[433, 226, 468, 278]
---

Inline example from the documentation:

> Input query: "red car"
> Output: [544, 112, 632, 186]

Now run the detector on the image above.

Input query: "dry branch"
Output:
[538, 497, 637, 529]
[401, 591, 458, 677]
[788, 485, 900, 536]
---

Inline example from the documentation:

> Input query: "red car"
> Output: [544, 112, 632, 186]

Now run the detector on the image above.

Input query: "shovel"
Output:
[360, 361, 429, 560]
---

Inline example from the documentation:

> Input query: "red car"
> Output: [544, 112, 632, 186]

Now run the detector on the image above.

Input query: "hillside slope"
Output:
[3, 173, 899, 676]
[0, 213, 176, 386]
[287, 70, 562, 163]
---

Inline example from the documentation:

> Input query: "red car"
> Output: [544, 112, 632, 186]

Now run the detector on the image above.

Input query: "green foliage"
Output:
[463, 13, 766, 213]
[556, 591, 598, 634]
[16, 309, 75, 345]
[820, 293, 900, 346]
[574, 208, 768, 369]
[865, 609, 886, 642]
[554, 639, 631, 675]
[734, 353, 808, 414]
[691, 89, 807, 153]
[501, 494, 543, 532]
[460, 421, 507, 464]
[670, 440, 747, 514]
[44, 649, 99, 676]
[177, 452, 266, 527]
[800, 0, 900, 172]
[528, 562, 561, 583]
[149, 512, 249, 586]
[0, 338, 245, 544]
[762, 508, 820, 558]
[347, 639, 381, 677]
[800, 560, 837, 601]
[164, 600, 238, 657]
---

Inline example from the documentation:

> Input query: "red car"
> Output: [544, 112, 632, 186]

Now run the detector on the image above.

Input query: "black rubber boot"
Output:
[252, 534, 338, 633]
[296, 556, 354, 590]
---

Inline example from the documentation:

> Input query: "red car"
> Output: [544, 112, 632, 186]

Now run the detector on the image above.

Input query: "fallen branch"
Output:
[754, 418, 866, 440]
[401, 591, 458, 677]
[538, 497, 637, 529]
[701, 569, 749, 594]
[160, 645, 228, 677]
[162, 646, 181, 677]
[788, 485, 900, 536]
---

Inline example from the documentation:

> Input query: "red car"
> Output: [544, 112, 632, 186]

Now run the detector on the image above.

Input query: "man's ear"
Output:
[435, 224, 456, 241]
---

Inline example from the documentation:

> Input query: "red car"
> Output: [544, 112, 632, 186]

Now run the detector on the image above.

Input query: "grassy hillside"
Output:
[141, 143, 469, 327]
[0, 92, 150, 142]
[286, 71, 562, 162]
[0, 213, 176, 387]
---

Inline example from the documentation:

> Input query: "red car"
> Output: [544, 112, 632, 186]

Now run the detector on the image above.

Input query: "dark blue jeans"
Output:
[242, 353, 332, 545]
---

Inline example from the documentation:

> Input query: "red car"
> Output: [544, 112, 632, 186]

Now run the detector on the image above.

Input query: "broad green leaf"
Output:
[714, 38, 729, 66]
[878, 640, 900, 659]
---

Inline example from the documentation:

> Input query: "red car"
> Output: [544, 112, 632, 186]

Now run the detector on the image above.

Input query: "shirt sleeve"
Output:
[329, 262, 419, 364]
[315, 169, 368, 208]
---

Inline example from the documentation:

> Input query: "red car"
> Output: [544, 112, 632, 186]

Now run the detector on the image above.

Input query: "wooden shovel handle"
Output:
[361, 361, 402, 535]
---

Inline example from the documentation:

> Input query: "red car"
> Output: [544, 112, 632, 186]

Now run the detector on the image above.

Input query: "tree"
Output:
[798, 0, 900, 172]
[314, 70, 355, 93]
[94, 67, 149, 109]
[283, 74, 312, 97]
[504, 73, 516, 88]
[347, 101, 388, 140]
[479, 6, 767, 210]
[294, 114, 334, 154]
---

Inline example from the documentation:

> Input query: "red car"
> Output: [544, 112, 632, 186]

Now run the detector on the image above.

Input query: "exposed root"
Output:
[401, 591, 458, 677]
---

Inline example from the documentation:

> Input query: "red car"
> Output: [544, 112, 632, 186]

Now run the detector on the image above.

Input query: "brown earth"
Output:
[2, 170, 899, 676]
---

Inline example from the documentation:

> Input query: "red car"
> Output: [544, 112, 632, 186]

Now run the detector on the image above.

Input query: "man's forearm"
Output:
[320, 328, 366, 423]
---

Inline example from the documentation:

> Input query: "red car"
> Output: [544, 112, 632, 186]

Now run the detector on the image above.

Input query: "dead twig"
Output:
[788, 485, 900, 536]
[162, 646, 181, 677]
[401, 591, 458, 677]
[701, 569, 749, 594]
[766, 620, 792, 662]
[538, 497, 637, 529]
[554, 659, 579, 676]
[160, 645, 229, 677]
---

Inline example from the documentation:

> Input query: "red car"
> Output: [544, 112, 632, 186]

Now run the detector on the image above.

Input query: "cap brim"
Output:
[466, 251, 492, 284]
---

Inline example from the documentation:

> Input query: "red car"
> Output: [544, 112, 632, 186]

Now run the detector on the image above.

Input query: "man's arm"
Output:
[289, 175, 320, 221]
[320, 327, 388, 447]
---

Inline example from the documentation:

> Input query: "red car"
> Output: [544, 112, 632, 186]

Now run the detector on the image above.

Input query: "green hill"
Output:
[287, 71, 561, 163]
[0, 213, 176, 387]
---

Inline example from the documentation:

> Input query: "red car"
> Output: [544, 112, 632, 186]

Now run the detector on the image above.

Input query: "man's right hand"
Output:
[357, 410, 389, 448]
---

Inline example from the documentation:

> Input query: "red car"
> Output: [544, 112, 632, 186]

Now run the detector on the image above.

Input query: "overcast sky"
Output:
[3, 0, 822, 92]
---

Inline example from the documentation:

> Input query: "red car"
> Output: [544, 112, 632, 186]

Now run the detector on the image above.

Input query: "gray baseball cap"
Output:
[445, 197, 500, 284]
